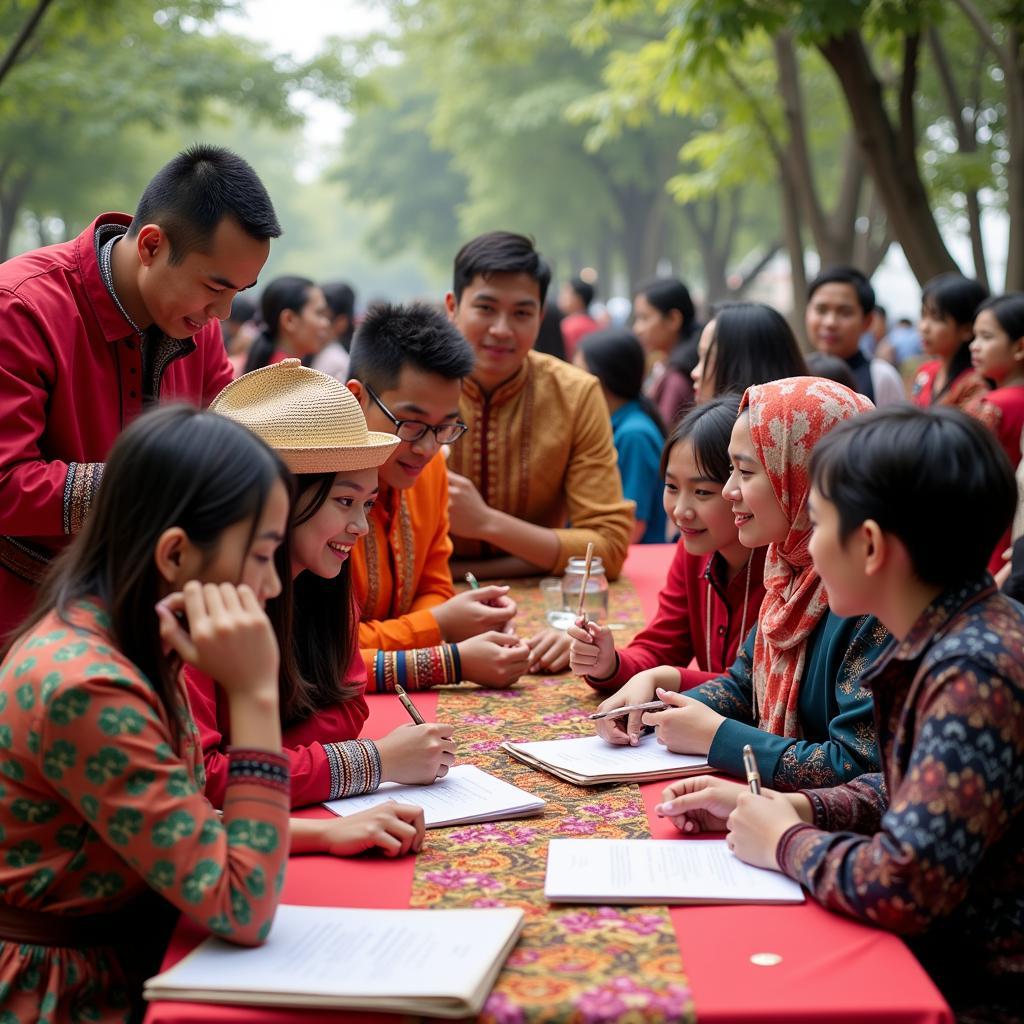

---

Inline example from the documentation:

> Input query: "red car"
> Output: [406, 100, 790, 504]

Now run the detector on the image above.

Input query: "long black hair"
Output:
[269, 473, 361, 727]
[659, 394, 742, 483]
[244, 275, 317, 374]
[635, 277, 701, 375]
[921, 273, 989, 399]
[11, 405, 291, 746]
[578, 327, 667, 436]
[704, 302, 808, 398]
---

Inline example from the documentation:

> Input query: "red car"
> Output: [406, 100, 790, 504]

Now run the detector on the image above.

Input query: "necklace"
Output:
[704, 553, 753, 671]
[98, 235, 145, 337]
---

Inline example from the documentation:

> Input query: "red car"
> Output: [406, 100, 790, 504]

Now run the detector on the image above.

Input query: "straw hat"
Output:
[210, 359, 400, 473]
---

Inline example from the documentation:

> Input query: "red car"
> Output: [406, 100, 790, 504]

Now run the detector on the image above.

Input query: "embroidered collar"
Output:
[461, 352, 532, 407]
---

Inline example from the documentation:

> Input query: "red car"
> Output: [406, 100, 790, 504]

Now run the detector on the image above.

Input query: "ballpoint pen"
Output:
[394, 683, 426, 725]
[742, 743, 762, 795]
[588, 700, 669, 720]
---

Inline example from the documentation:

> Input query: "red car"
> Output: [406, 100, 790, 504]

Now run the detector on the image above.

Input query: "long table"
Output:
[146, 545, 952, 1024]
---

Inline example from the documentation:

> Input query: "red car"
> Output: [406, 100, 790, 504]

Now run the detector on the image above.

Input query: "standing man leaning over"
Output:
[444, 231, 634, 673]
[0, 144, 279, 635]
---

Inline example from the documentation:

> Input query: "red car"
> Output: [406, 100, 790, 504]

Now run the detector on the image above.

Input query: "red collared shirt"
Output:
[0, 213, 233, 631]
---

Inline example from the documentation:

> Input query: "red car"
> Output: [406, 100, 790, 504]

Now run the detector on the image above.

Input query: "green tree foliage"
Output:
[0, 0, 353, 259]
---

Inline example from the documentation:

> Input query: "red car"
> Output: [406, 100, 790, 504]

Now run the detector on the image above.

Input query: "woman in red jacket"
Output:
[569, 395, 766, 692]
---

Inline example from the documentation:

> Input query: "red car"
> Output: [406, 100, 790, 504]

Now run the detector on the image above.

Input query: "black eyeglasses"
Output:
[365, 384, 469, 445]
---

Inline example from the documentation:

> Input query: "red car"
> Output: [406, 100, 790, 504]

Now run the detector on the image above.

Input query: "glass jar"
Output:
[560, 555, 609, 625]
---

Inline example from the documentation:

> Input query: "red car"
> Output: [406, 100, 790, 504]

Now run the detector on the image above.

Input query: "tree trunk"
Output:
[0, 0, 55, 90]
[0, 169, 33, 262]
[818, 30, 959, 284]
[1003, 27, 1024, 290]
[778, 173, 808, 337]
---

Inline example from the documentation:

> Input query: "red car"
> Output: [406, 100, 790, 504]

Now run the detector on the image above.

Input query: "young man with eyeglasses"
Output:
[347, 303, 531, 691]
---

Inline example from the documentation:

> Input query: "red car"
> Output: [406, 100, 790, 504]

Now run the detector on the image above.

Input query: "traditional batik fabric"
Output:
[740, 377, 874, 737]
[777, 578, 1024, 1009]
[0, 601, 290, 1023]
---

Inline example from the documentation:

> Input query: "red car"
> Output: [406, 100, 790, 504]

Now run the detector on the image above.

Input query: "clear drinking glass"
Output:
[560, 555, 609, 625]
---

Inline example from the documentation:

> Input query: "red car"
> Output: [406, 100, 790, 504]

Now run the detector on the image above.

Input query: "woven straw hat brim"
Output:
[275, 430, 400, 474]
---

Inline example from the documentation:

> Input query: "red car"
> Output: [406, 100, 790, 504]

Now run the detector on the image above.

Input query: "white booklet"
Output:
[144, 903, 524, 1018]
[503, 733, 709, 785]
[323, 763, 545, 827]
[545, 838, 804, 905]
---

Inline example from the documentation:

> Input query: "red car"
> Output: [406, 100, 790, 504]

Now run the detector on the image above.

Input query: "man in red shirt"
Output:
[0, 143, 280, 636]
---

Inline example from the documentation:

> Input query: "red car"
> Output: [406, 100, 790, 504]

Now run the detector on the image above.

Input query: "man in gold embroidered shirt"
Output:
[444, 231, 634, 672]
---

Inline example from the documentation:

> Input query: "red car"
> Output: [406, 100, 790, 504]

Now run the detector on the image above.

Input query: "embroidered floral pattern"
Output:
[411, 578, 694, 1024]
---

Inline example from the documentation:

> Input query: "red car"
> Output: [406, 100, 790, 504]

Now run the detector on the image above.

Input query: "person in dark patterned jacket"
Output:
[661, 406, 1024, 1019]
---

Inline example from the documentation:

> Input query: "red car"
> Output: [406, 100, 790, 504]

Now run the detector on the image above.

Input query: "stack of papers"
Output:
[324, 763, 545, 827]
[145, 904, 524, 1017]
[545, 838, 805, 905]
[503, 733, 709, 785]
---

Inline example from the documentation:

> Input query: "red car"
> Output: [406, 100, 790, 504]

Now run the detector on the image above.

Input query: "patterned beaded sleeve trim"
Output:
[226, 749, 291, 796]
[62, 461, 104, 535]
[326, 739, 383, 798]
[801, 774, 888, 834]
[373, 643, 462, 692]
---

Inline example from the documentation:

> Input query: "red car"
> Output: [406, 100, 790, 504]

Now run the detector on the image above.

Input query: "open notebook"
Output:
[545, 839, 804, 905]
[503, 733, 709, 785]
[144, 904, 524, 1018]
[323, 763, 545, 827]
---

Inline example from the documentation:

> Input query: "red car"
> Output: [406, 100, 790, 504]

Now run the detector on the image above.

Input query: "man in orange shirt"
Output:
[347, 303, 531, 691]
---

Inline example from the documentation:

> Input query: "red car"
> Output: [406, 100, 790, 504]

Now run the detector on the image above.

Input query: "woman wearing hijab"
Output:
[594, 377, 888, 790]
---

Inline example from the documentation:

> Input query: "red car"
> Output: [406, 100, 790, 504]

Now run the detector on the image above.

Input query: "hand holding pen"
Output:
[374, 686, 456, 783]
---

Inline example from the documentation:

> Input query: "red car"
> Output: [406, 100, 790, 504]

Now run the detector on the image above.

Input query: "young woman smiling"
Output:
[187, 362, 454, 846]
[593, 378, 889, 792]
[569, 396, 766, 694]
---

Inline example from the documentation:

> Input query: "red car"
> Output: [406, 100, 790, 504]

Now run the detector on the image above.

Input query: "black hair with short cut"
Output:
[810, 406, 1016, 589]
[578, 328, 667, 436]
[452, 231, 552, 305]
[349, 301, 475, 392]
[127, 143, 280, 263]
[659, 394, 742, 483]
[569, 275, 595, 307]
[805, 352, 857, 390]
[807, 265, 875, 316]
[705, 302, 808, 398]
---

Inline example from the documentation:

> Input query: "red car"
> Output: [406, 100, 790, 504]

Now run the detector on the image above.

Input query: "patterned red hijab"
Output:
[740, 377, 874, 737]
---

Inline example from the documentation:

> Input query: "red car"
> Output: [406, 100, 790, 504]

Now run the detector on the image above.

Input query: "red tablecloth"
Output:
[146, 546, 952, 1024]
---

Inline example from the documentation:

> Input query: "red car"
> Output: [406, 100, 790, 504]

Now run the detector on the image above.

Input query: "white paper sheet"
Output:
[545, 839, 805, 904]
[509, 733, 706, 776]
[146, 904, 524, 1000]
[323, 763, 544, 827]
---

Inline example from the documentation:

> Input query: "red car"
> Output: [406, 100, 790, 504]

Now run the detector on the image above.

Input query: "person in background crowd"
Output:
[911, 272, 989, 412]
[805, 266, 904, 406]
[633, 277, 702, 427]
[968, 293, 1024, 575]
[243, 275, 331, 374]
[312, 280, 357, 381]
[444, 231, 633, 675]
[691, 301, 808, 404]
[534, 301, 567, 361]
[0, 143, 278, 639]
[576, 328, 669, 544]
[885, 316, 924, 367]
[860, 303, 887, 358]
[558, 275, 599, 359]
